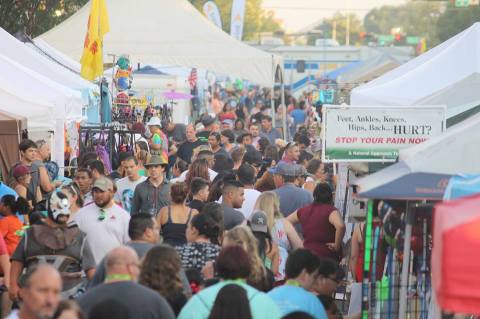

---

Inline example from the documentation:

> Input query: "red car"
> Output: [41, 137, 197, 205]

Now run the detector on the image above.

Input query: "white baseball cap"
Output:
[147, 116, 162, 127]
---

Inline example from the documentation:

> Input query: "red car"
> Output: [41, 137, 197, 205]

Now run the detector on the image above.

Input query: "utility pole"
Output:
[345, 14, 350, 46]
[332, 20, 337, 41]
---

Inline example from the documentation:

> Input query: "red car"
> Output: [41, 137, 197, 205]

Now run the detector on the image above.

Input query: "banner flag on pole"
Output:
[203, 1, 222, 29]
[80, 0, 110, 81]
[230, 0, 246, 41]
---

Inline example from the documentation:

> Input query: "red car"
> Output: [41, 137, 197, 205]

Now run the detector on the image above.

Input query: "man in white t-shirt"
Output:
[73, 177, 130, 264]
[114, 156, 147, 214]
[236, 163, 261, 219]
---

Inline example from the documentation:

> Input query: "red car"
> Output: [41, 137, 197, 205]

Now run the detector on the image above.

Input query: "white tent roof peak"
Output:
[38, 0, 281, 87]
[351, 22, 480, 119]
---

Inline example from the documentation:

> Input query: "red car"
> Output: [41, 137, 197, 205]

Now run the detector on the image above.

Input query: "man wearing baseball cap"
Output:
[73, 177, 130, 264]
[196, 114, 217, 142]
[270, 162, 313, 218]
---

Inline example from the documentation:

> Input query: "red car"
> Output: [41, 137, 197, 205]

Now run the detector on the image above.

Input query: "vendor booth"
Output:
[354, 112, 480, 318]
[351, 23, 480, 125]
[0, 111, 26, 181]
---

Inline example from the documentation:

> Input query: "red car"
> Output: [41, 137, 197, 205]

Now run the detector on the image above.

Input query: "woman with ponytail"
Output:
[176, 213, 221, 272]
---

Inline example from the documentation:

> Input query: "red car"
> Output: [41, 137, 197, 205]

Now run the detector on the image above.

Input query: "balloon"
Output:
[116, 56, 130, 70]
[117, 77, 129, 91]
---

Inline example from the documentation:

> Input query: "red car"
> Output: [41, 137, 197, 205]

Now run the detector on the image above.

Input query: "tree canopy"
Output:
[306, 12, 364, 46]
[187, 0, 282, 40]
[363, 1, 442, 48]
[436, 3, 480, 43]
[0, 0, 88, 37]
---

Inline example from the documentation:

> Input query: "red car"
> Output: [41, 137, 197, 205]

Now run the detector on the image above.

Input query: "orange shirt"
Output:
[0, 215, 23, 255]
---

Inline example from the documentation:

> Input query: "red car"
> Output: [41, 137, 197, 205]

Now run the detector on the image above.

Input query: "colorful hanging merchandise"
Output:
[113, 55, 134, 122]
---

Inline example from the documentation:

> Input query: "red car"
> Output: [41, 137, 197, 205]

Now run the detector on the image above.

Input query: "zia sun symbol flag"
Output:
[80, 0, 110, 81]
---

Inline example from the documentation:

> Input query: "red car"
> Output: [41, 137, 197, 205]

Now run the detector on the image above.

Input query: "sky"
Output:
[262, 0, 408, 32]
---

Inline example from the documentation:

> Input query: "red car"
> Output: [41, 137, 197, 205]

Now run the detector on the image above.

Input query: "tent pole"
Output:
[280, 66, 287, 141]
[398, 202, 413, 319]
[361, 199, 373, 319]
[271, 55, 276, 129]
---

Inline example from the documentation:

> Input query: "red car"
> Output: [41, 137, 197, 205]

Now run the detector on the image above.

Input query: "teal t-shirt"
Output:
[178, 281, 282, 319]
[268, 285, 328, 319]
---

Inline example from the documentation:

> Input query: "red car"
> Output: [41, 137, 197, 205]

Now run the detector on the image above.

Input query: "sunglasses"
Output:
[98, 209, 106, 221]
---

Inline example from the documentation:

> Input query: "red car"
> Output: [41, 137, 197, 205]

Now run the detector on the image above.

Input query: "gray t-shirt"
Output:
[78, 281, 175, 319]
[221, 204, 245, 230]
[274, 184, 313, 217]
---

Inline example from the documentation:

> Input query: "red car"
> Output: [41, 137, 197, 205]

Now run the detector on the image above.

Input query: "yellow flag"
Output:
[80, 0, 110, 81]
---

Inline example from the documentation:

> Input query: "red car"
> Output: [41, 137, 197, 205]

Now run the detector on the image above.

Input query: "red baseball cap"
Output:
[12, 165, 31, 179]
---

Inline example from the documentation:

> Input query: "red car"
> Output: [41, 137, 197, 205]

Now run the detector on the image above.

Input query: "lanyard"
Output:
[285, 279, 301, 287]
[224, 279, 247, 285]
[105, 274, 132, 283]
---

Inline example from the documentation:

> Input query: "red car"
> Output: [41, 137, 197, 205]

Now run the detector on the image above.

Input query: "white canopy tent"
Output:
[0, 53, 84, 167]
[29, 38, 82, 74]
[38, 0, 282, 88]
[351, 23, 480, 122]
[355, 112, 480, 198]
[0, 28, 96, 94]
[398, 112, 480, 175]
[0, 89, 54, 132]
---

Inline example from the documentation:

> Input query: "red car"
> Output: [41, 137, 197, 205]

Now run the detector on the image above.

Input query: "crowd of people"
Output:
[0, 88, 364, 319]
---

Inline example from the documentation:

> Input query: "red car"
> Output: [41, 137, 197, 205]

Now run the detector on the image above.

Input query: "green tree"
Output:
[363, 2, 442, 48]
[0, 0, 88, 37]
[187, 0, 282, 40]
[306, 12, 364, 46]
[436, 4, 480, 43]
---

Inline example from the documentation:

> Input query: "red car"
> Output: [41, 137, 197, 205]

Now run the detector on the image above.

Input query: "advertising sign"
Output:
[322, 105, 446, 162]
[203, 1, 223, 29]
[230, 0, 246, 40]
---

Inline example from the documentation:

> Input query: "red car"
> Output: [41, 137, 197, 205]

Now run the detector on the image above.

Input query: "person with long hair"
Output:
[185, 159, 211, 195]
[139, 245, 187, 315]
[223, 226, 270, 292]
[303, 159, 328, 193]
[178, 245, 282, 319]
[248, 211, 280, 278]
[0, 195, 29, 255]
[61, 183, 84, 221]
[201, 202, 225, 245]
[12, 165, 41, 212]
[208, 284, 253, 319]
[219, 102, 237, 123]
[176, 213, 221, 271]
[233, 118, 247, 138]
[254, 192, 303, 281]
[134, 140, 151, 177]
[288, 183, 345, 261]
[158, 182, 199, 246]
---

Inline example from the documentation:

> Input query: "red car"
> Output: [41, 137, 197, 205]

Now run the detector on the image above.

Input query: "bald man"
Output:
[6, 265, 62, 319]
[78, 247, 175, 319]
[176, 124, 207, 164]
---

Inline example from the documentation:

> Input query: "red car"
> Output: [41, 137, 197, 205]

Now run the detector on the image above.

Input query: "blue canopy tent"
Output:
[356, 161, 451, 200]
[323, 61, 361, 81]
[133, 65, 168, 76]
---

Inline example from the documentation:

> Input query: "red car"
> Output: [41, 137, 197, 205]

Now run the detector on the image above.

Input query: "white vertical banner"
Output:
[203, 1, 223, 29]
[230, 0, 246, 40]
